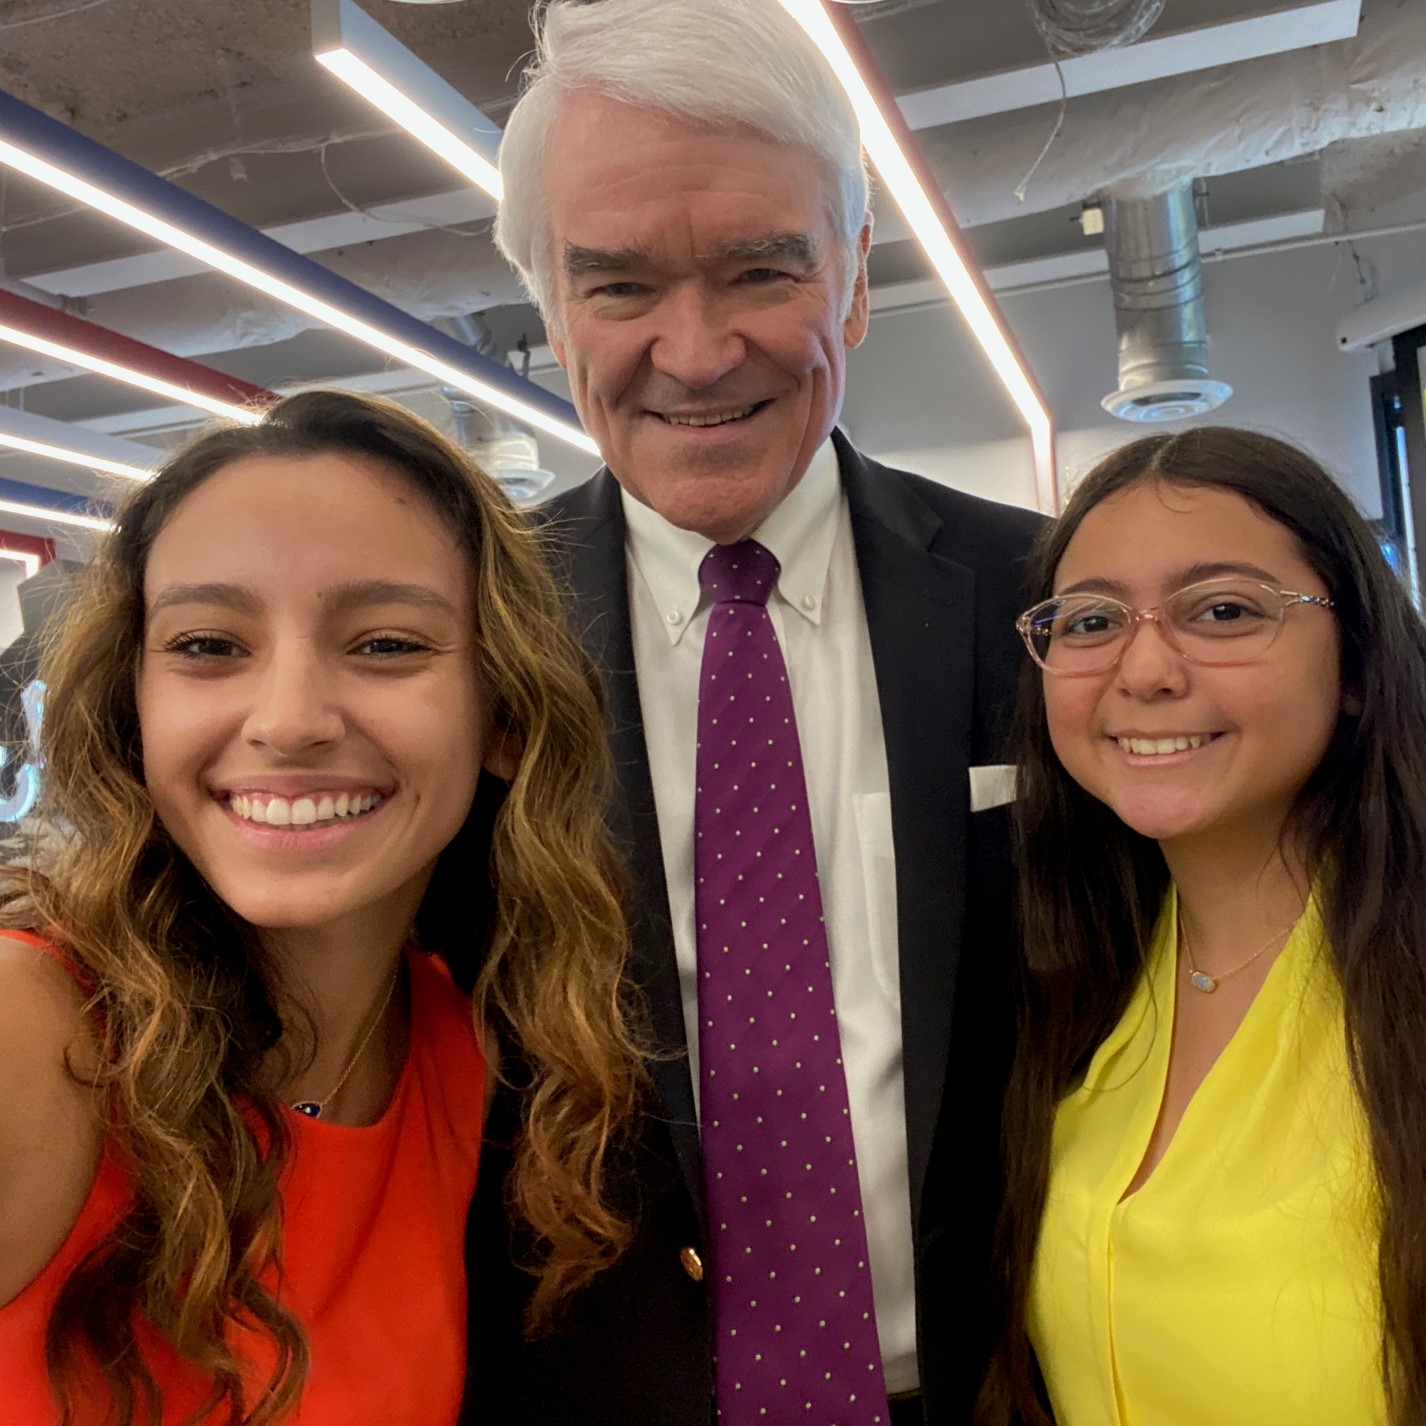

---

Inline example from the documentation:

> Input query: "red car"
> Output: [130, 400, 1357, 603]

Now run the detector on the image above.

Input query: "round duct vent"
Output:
[469, 431, 557, 505]
[1101, 378, 1233, 424]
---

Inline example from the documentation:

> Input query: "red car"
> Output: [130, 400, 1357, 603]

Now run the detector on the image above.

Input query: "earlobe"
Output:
[482, 726, 522, 782]
[1341, 689, 1365, 717]
[549, 330, 569, 370]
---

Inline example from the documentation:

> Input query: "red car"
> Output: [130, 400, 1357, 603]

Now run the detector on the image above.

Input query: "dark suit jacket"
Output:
[464, 431, 1043, 1426]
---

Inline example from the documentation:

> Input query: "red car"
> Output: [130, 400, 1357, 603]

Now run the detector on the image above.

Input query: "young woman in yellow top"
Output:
[976, 427, 1426, 1426]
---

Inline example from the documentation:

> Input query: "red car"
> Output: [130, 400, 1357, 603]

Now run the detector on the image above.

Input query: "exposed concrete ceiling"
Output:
[0, 0, 1422, 518]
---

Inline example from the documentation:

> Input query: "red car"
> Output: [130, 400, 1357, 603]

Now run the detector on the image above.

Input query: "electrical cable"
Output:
[1027, 0, 1166, 58]
[1013, 0, 1165, 201]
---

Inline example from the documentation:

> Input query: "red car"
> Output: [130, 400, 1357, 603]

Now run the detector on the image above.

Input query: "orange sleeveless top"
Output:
[0, 937, 486, 1425]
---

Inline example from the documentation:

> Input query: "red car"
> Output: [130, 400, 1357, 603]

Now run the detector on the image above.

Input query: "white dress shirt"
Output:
[622, 440, 919, 1394]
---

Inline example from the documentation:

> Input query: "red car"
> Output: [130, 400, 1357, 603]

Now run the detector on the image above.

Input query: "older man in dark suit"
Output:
[464, 3, 1043, 1424]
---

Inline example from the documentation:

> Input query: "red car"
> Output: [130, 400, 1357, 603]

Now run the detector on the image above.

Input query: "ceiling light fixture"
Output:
[0, 550, 42, 579]
[0, 290, 267, 425]
[313, 0, 503, 202]
[0, 404, 158, 511]
[0, 92, 597, 460]
[0, 428, 149, 483]
[0, 475, 115, 533]
[778, 0, 1058, 509]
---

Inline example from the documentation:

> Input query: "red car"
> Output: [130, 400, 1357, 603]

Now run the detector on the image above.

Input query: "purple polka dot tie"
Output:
[694, 539, 890, 1425]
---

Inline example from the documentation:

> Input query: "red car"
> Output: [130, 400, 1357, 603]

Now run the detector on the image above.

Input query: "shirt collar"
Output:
[622, 439, 843, 645]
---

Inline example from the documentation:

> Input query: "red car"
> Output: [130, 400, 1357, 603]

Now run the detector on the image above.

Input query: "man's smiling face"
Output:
[543, 91, 870, 545]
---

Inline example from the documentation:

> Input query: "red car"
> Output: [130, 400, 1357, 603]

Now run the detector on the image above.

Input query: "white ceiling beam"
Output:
[896, 0, 1362, 130]
[869, 208, 1327, 312]
[0, 405, 158, 476]
[1337, 274, 1426, 351]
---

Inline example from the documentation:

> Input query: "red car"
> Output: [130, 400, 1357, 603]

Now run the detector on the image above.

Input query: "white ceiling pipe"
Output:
[1338, 273, 1426, 352]
[912, 0, 1426, 229]
[896, 0, 1361, 129]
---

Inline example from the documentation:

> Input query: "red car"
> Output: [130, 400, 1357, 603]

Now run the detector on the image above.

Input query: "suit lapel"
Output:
[553, 444, 978, 1232]
[550, 473, 706, 1220]
[835, 433, 976, 1229]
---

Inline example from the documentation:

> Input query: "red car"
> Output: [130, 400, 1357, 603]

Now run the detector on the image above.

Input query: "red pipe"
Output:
[0, 288, 275, 410]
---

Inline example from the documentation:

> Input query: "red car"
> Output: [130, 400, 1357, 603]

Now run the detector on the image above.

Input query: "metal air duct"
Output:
[1100, 179, 1233, 424]
[438, 315, 557, 505]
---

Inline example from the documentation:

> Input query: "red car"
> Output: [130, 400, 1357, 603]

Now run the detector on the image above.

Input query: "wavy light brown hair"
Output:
[975, 426, 1426, 1424]
[14, 389, 645, 1425]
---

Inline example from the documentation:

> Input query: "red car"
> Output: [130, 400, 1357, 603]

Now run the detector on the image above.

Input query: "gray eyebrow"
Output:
[563, 243, 655, 277]
[719, 232, 820, 267]
[562, 231, 821, 279]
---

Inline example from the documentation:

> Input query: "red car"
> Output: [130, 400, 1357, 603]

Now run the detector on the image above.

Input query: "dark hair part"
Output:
[976, 426, 1426, 1424]
[20, 390, 644, 1424]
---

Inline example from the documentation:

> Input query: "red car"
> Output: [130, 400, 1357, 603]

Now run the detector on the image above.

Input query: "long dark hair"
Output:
[976, 426, 1426, 1424]
[21, 390, 644, 1424]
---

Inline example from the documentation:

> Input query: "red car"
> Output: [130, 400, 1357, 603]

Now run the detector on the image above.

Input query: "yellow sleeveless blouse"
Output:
[1028, 891, 1383, 1425]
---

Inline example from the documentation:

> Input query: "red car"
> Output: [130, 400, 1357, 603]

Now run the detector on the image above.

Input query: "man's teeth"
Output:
[229, 792, 381, 826]
[1117, 735, 1209, 756]
[664, 405, 757, 428]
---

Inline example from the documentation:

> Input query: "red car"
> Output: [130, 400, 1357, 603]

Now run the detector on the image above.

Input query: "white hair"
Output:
[494, 0, 870, 321]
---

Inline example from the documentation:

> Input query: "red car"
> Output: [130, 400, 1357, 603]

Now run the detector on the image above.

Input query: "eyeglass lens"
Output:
[1026, 580, 1286, 673]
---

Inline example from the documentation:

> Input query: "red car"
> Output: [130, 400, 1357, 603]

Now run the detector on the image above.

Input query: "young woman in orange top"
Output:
[0, 391, 643, 1425]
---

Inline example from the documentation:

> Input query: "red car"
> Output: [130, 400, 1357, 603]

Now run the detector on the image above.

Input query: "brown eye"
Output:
[163, 633, 245, 659]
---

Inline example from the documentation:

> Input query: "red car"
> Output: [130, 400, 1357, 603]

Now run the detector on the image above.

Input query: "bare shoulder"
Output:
[0, 934, 106, 1306]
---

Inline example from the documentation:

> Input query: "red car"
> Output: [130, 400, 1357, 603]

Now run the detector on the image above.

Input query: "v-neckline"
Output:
[1112, 890, 1310, 1207]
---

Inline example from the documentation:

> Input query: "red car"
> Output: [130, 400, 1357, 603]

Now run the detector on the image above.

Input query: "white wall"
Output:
[0, 562, 28, 652]
[843, 227, 1426, 516]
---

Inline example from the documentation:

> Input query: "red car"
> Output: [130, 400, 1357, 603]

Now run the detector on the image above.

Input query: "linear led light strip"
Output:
[0, 429, 147, 486]
[311, 0, 504, 203]
[0, 468, 114, 529]
[0, 139, 596, 459]
[0, 550, 41, 578]
[0, 321, 259, 425]
[778, 0, 1057, 507]
[0, 497, 112, 532]
[315, 50, 503, 201]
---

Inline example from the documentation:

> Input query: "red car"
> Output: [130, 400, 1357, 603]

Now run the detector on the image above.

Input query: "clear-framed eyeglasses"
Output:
[1016, 577, 1336, 677]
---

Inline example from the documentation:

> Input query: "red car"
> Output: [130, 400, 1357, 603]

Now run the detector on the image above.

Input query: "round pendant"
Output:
[1189, 970, 1218, 993]
[291, 1100, 323, 1118]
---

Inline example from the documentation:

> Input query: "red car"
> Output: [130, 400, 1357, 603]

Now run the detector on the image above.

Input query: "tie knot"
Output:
[699, 539, 779, 607]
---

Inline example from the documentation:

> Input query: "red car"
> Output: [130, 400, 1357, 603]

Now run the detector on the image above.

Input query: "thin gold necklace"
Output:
[1178, 914, 1292, 994]
[291, 962, 402, 1119]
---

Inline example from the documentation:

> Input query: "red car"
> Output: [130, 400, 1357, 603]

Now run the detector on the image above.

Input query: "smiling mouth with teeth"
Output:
[228, 792, 383, 827]
[1115, 734, 1218, 756]
[661, 403, 762, 428]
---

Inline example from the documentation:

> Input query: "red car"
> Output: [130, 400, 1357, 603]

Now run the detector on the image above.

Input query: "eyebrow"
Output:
[1055, 561, 1286, 598]
[719, 232, 820, 267]
[146, 579, 461, 620]
[562, 243, 653, 278]
[562, 231, 821, 279]
[146, 583, 261, 619]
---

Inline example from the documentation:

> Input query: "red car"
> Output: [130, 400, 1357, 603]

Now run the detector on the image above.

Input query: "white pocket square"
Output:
[969, 763, 1018, 812]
